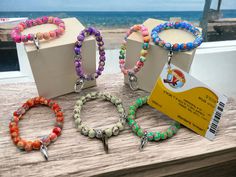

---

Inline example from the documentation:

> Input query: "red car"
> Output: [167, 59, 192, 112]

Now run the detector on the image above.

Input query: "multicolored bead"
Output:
[147, 132, 154, 141]
[24, 141, 33, 152]
[32, 140, 41, 150]
[116, 122, 124, 131]
[154, 132, 161, 141]
[49, 133, 58, 142]
[132, 123, 140, 133]
[17, 140, 26, 150]
[161, 132, 168, 140]
[137, 129, 144, 137]
[88, 129, 96, 138]
[105, 128, 112, 137]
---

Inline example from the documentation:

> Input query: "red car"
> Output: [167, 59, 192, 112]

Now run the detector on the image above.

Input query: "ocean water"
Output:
[1, 10, 236, 29]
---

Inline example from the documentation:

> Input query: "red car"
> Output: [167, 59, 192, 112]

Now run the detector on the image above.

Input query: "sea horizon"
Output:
[1, 10, 236, 29]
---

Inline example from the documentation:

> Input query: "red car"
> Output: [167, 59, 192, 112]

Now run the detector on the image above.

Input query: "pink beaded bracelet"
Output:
[119, 24, 150, 90]
[11, 16, 65, 50]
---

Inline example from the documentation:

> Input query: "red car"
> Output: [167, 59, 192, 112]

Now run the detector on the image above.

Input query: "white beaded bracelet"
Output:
[73, 92, 126, 153]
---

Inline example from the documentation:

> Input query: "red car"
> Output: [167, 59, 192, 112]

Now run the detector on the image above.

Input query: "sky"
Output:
[0, 0, 235, 11]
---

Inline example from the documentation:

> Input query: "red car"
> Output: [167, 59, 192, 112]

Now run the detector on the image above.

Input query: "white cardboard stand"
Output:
[124, 18, 198, 92]
[22, 18, 96, 98]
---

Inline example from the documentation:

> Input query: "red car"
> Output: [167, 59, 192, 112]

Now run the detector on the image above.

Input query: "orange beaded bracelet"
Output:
[9, 96, 64, 161]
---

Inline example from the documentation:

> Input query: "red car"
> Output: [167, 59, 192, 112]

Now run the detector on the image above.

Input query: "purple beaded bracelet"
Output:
[74, 27, 106, 92]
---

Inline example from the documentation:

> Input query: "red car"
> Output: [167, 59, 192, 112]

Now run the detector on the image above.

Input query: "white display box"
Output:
[22, 18, 96, 98]
[124, 18, 198, 92]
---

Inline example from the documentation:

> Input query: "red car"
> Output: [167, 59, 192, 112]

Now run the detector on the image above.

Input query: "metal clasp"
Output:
[33, 35, 40, 51]
[128, 72, 138, 91]
[139, 132, 148, 151]
[74, 78, 84, 93]
[167, 50, 173, 67]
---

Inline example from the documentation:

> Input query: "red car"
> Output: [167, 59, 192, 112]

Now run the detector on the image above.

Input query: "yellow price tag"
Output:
[148, 64, 227, 140]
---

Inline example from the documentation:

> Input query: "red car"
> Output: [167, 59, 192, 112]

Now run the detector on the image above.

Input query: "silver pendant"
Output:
[139, 132, 148, 151]
[40, 144, 49, 161]
[101, 133, 109, 153]
[33, 36, 40, 51]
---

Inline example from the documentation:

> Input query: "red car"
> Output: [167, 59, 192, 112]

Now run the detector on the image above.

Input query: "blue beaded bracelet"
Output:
[151, 21, 203, 51]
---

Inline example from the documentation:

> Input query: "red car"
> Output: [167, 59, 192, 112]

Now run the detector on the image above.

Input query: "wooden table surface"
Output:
[0, 73, 236, 177]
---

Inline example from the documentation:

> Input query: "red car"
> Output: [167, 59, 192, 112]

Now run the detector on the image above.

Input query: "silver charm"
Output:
[40, 144, 49, 161]
[128, 73, 138, 91]
[33, 35, 40, 51]
[74, 54, 82, 60]
[139, 132, 148, 151]
[95, 129, 103, 139]
[74, 79, 84, 93]
[101, 132, 109, 153]
[119, 112, 127, 124]
[121, 111, 126, 119]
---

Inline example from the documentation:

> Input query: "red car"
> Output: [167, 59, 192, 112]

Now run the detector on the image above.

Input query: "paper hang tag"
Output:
[147, 63, 228, 141]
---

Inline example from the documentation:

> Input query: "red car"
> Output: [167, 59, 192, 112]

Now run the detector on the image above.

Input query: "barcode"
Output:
[209, 101, 225, 134]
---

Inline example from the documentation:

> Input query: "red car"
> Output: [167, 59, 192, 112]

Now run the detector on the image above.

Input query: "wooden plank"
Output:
[211, 18, 236, 23]
[0, 73, 236, 177]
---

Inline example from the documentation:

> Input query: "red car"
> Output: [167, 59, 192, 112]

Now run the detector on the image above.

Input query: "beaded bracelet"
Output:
[74, 92, 126, 153]
[9, 97, 64, 160]
[151, 21, 203, 66]
[119, 24, 150, 91]
[151, 21, 203, 52]
[74, 27, 106, 92]
[11, 16, 65, 50]
[127, 96, 180, 150]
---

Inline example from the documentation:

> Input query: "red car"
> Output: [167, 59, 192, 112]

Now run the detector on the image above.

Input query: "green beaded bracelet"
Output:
[127, 96, 181, 150]
[74, 92, 126, 153]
